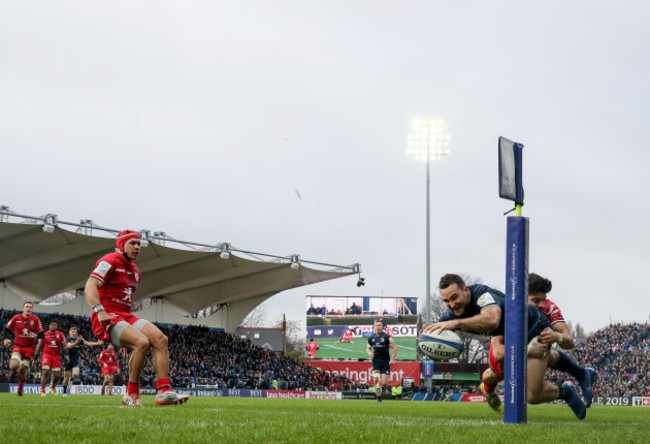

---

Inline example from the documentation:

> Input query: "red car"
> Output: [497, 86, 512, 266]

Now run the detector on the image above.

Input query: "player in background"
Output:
[62, 326, 103, 397]
[425, 273, 587, 420]
[3, 301, 44, 396]
[98, 344, 120, 395]
[84, 230, 188, 406]
[337, 327, 354, 344]
[33, 320, 66, 396]
[366, 319, 397, 403]
[306, 338, 319, 359]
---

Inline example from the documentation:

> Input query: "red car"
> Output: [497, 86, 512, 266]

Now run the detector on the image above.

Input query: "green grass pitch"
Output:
[1, 393, 648, 443]
[311, 336, 418, 360]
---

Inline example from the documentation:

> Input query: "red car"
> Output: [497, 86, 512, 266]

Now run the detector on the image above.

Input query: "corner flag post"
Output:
[498, 136, 528, 424]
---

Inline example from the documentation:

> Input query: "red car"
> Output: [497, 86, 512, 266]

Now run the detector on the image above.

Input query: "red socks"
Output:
[156, 377, 172, 393]
[481, 376, 497, 393]
[127, 380, 140, 396]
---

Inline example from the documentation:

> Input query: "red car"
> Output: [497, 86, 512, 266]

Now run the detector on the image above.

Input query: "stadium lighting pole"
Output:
[406, 118, 450, 326]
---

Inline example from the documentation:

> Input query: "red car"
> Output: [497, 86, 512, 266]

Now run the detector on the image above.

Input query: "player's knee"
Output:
[151, 332, 168, 349]
[527, 388, 543, 404]
[132, 335, 150, 352]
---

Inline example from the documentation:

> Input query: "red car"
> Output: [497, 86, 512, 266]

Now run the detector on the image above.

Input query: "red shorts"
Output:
[91, 311, 142, 342]
[42, 354, 62, 369]
[101, 365, 116, 376]
[489, 343, 505, 378]
[12, 344, 36, 360]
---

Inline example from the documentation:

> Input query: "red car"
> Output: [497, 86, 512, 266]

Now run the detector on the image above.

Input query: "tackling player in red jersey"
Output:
[98, 344, 120, 395]
[33, 320, 66, 395]
[3, 301, 44, 396]
[526, 274, 596, 407]
[480, 273, 596, 415]
[84, 230, 188, 406]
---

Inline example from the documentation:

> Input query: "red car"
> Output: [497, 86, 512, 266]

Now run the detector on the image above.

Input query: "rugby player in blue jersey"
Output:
[424, 273, 587, 420]
[366, 318, 397, 403]
[62, 326, 103, 396]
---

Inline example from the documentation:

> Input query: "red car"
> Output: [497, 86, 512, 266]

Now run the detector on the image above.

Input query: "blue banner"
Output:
[307, 326, 348, 338]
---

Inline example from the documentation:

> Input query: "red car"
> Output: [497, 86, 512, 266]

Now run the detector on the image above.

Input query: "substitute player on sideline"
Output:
[33, 320, 66, 396]
[62, 326, 103, 396]
[84, 229, 188, 406]
[366, 318, 397, 403]
[4, 301, 44, 396]
[98, 344, 120, 395]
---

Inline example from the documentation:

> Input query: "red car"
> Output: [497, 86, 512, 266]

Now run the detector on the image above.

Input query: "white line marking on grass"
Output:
[396, 344, 416, 351]
[322, 344, 352, 352]
[13, 403, 126, 409]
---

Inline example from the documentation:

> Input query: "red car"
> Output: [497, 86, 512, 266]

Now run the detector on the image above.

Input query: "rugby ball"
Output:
[418, 330, 464, 361]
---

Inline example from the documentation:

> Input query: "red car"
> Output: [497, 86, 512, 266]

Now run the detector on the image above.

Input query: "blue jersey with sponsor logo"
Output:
[368, 332, 393, 362]
[438, 284, 550, 339]
[66, 337, 85, 361]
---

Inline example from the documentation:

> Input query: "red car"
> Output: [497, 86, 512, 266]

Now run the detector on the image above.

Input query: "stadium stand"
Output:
[546, 322, 650, 397]
[0, 309, 367, 391]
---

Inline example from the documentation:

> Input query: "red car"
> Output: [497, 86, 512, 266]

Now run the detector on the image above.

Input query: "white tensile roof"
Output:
[0, 211, 358, 331]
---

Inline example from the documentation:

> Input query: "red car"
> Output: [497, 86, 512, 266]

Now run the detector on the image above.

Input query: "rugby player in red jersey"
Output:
[526, 273, 596, 407]
[337, 328, 354, 344]
[305, 338, 319, 358]
[3, 301, 44, 396]
[84, 230, 188, 406]
[33, 320, 66, 395]
[98, 344, 120, 395]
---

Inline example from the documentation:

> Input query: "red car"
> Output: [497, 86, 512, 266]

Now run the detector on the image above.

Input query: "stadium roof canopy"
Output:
[0, 207, 359, 331]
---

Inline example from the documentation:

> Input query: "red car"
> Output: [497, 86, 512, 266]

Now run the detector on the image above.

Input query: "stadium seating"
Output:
[546, 322, 650, 397]
[0, 309, 366, 391]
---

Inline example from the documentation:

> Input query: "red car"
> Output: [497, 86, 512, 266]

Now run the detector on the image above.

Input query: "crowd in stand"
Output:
[546, 322, 650, 397]
[0, 309, 366, 391]
[307, 303, 363, 316]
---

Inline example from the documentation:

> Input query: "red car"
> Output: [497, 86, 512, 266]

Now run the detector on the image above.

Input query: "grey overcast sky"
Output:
[2, 1, 649, 334]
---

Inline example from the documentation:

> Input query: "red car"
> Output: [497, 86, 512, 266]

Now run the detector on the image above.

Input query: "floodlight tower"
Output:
[406, 118, 450, 325]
